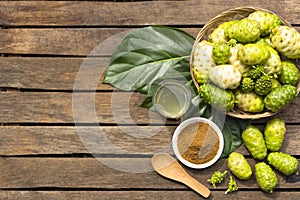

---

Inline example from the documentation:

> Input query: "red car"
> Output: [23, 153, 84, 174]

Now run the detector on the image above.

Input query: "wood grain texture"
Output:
[1, 27, 300, 56]
[0, 28, 199, 55]
[0, 157, 299, 189]
[0, 92, 167, 124]
[0, 57, 113, 90]
[0, 191, 299, 200]
[0, 92, 299, 123]
[0, 0, 298, 26]
[0, 125, 299, 156]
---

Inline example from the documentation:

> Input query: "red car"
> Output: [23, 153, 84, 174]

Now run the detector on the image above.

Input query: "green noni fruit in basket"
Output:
[198, 83, 235, 111]
[238, 44, 270, 65]
[278, 61, 299, 85]
[271, 26, 300, 59]
[264, 84, 298, 112]
[248, 10, 281, 36]
[226, 18, 261, 43]
[235, 90, 264, 113]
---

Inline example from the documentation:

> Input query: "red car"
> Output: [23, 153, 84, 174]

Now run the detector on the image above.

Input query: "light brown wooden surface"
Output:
[1, 1, 300, 199]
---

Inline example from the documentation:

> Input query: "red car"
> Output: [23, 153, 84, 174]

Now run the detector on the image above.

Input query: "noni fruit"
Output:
[264, 118, 286, 151]
[255, 75, 273, 96]
[268, 152, 299, 176]
[212, 43, 230, 65]
[271, 78, 281, 89]
[235, 90, 264, 113]
[228, 43, 250, 74]
[240, 77, 255, 92]
[198, 83, 235, 111]
[227, 152, 252, 180]
[225, 176, 238, 194]
[226, 18, 261, 43]
[255, 162, 278, 193]
[193, 40, 216, 83]
[209, 21, 237, 44]
[247, 65, 264, 80]
[248, 10, 281, 36]
[264, 84, 298, 112]
[208, 170, 227, 188]
[278, 61, 299, 86]
[242, 125, 267, 160]
[271, 25, 300, 59]
[263, 46, 282, 76]
[238, 44, 270, 66]
[208, 64, 242, 89]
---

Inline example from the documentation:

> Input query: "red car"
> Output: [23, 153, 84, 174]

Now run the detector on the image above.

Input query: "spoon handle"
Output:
[182, 175, 211, 198]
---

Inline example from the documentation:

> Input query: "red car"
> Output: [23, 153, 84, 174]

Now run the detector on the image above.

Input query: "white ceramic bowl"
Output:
[172, 117, 224, 169]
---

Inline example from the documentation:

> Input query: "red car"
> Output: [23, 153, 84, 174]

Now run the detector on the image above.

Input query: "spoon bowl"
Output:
[151, 153, 211, 198]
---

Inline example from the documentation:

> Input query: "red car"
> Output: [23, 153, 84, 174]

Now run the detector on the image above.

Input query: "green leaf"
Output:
[103, 26, 195, 93]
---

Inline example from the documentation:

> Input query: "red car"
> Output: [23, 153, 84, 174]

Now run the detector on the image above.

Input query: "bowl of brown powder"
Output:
[172, 117, 224, 169]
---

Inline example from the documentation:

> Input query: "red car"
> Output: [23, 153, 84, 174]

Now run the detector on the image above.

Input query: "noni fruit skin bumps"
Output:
[268, 152, 299, 176]
[240, 77, 255, 92]
[192, 40, 216, 83]
[208, 64, 242, 89]
[198, 83, 235, 111]
[255, 162, 278, 193]
[264, 84, 298, 112]
[255, 75, 273, 96]
[242, 125, 267, 160]
[212, 43, 230, 65]
[226, 18, 261, 43]
[271, 26, 300, 59]
[229, 43, 250, 74]
[248, 10, 281, 36]
[238, 44, 270, 65]
[264, 118, 286, 151]
[209, 21, 237, 44]
[278, 61, 299, 86]
[227, 152, 252, 180]
[235, 90, 264, 113]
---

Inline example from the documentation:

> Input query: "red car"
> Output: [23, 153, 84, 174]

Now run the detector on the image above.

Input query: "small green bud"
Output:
[208, 170, 227, 188]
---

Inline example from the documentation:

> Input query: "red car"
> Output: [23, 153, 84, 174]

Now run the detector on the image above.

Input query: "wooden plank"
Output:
[0, 191, 299, 200]
[0, 57, 114, 90]
[1, 27, 300, 56]
[0, 1, 298, 26]
[0, 125, 299, 156]
[0, 126, 174, 156]
[0, 28, 200, 56]
[0, 92, 166, 124]
[0, 92, 300, 124]
[0, 157, 299, 189]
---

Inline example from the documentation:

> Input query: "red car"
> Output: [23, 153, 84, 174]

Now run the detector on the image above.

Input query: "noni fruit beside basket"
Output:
[193, 10, 299, 115]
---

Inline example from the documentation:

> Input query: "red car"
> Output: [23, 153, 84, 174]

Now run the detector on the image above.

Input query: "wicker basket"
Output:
[190, 6, 300, 120]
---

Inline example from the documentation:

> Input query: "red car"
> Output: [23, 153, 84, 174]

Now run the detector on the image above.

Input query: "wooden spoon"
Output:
[151, 153, 211, 198]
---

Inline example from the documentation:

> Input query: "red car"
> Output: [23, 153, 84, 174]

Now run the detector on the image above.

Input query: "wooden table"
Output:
[0, 1, 299, 199]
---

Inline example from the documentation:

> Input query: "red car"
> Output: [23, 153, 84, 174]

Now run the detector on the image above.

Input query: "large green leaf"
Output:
[103, 26, 194, 93]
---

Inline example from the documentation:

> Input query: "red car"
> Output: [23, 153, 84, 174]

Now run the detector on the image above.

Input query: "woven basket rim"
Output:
[190, 6, 300, 120]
